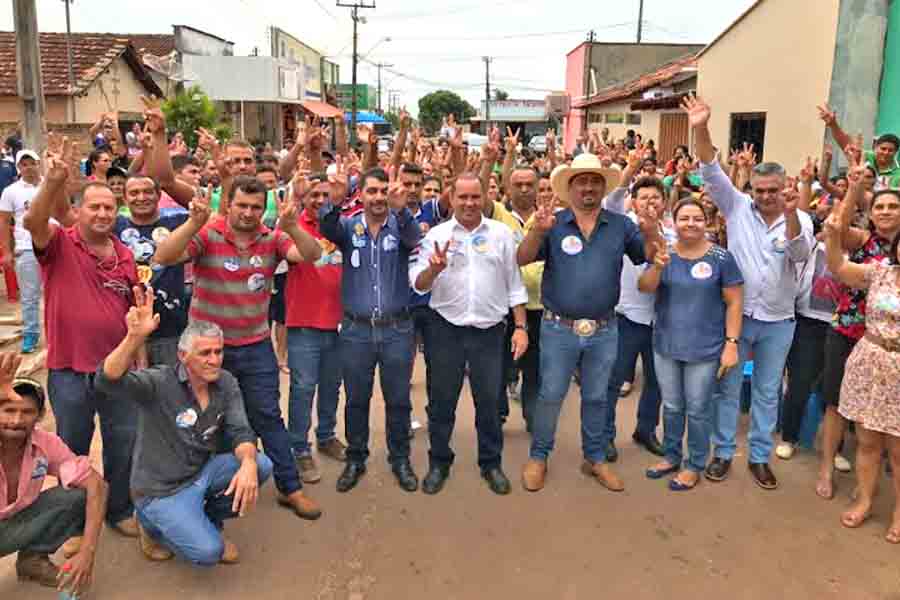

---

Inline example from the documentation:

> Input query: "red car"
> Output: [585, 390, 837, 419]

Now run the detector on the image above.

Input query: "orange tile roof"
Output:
[0, 32, 165, 97]
[573, 53, 698, 109]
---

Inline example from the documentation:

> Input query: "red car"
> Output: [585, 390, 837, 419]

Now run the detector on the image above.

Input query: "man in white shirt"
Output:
[411, 174, 529, 496]
[0, 150, 43, 353]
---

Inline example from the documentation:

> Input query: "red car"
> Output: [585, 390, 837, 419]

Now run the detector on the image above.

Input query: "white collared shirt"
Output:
[0, 178, 41, 252]
[411, 216, 527, 328]
[699, 158, 814, 322]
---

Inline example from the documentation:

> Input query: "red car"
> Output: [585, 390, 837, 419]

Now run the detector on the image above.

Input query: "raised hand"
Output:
[651, 240, 670, 269]
[505, 126, 520, 154]
[783, 186, 800, 214]
[637, 204, 660, 237]
[428, 240, 451, 274]
[399, 108, 411, 130]
[140, 95, 165, 134]
[0, 351, 23, 393]
[42, 134, 73, 183]
[189, 185, 212, 227]
[823, 142, 833, 161]
[681, 94, 711, 128]
[545, 128, 556, 150]
[533, 194, 556, 232]
[386, 165, 407, 211]
[817, 104, 837, 126]
[290, 169, 310, 203]
[799, 156, 816, 184]
[823, 211, 842, 239]
[356, 123, 373, 145]
[126, 285, 160, 338]
[737, 142, 756, 169]
[278, 195, 300, 231]
[330, 154, 349, 202]
[481, 141, 500, 165]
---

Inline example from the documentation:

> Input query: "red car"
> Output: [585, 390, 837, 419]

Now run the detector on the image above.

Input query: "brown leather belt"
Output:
[864, 332, 900, 353]
[543, 310, 613, 337]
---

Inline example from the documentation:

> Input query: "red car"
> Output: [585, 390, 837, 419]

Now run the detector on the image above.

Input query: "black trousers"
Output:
[0, 487, 86, 557]
[424, 309, 505, 470]
[782, 315, 829, 443]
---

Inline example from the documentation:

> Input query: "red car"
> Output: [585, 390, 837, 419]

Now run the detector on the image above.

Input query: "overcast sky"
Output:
[0, 0, 755, 114]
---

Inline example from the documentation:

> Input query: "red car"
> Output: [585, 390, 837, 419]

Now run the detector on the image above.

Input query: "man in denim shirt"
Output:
[319, 167, 422, 493]
[683, 95, 814, 489]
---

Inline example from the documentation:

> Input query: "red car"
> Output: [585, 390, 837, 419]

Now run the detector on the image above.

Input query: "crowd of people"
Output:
[0, 91, 898, 596]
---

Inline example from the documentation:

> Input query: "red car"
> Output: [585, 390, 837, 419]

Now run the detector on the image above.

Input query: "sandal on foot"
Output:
[840, 508, 871, 529]
[886, 527, 900, 544]
[815, 477, 834, 500]
[646, 464, 679, 479]
[668, 474, 699, 492]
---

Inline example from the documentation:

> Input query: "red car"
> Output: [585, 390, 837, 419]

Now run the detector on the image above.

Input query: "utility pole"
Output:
[636, 0, 645, 43]
[483, 56, 491, 132]
[375, 61, 393, 115]
[63, 0, 76, 122]
[14, 0, 46, 152]
[337, 1, 376, 145]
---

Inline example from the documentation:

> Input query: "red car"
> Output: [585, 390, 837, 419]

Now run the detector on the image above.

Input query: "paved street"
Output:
[2, 358, 899, 600]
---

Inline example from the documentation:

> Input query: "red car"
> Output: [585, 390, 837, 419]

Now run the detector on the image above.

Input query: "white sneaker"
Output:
[834, 454, 852, 472]
[775, 442, 796, 460]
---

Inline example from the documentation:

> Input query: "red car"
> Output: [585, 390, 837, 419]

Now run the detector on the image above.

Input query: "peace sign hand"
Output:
[428, 240, 451, 274]
[505, 126, 520, 153]
[533, 194, 557, 233]
[278, 195, 300, 232]
[189, 185, 212, 227]
[140, 95, 165, 134]
[652, 240, 670, 269]
[387, 166, 407, 211]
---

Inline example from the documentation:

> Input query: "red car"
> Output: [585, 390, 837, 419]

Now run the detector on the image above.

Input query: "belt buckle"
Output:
[573, 319, 597, 337]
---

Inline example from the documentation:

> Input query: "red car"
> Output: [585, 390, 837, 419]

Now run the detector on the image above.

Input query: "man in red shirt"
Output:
[285, 173, 345, 483]
[25, 136, 140, 537]
[155, 176, 324, 519]
[0, 352, 108, 595]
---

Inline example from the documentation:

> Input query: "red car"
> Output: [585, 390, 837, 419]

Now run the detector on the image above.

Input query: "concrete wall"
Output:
[175, 26, 233, 56]
[563, 44, 587, 153]
[697, 0, 841, 173]
[826, 0, 889, 173]
[74, 57, 150, 123]
[589, 43, 703, 91]
[877, 0, 900, 136]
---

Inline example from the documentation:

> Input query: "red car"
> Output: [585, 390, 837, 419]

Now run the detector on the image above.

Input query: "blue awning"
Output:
[345, 111, 388, 124]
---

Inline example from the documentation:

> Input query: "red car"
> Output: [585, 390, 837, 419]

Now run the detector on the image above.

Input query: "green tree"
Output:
[161, 85, 233, 148]
[493, 89, 509, 101]
[417, 90, 476, 135]
[383, 110, 400, 130]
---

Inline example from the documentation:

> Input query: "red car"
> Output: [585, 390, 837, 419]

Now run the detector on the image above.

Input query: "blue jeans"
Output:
[606, 315, 661, 440]
[339, 317, 414, 466]
[530, 317, 618, 464]
[47, 369, 136, 524]
[654, 353, 718, 473]
[287, 327, 342, 456]
[135, 453, 273, 567]
[14, 249, 41, 338]
[222, 339, 302, 495]
[711, 316, 796, 463]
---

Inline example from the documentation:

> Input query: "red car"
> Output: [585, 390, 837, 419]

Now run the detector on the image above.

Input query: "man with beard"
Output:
[319, 167, 422, 493]
[25, 135, 140, 536]
[154, 176, 324, 519]
[115, 175, 189, 366]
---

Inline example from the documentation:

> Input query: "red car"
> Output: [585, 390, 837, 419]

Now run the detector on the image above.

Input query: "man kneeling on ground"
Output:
[0, 352, 108, 594]
[95, 286, 274, 566]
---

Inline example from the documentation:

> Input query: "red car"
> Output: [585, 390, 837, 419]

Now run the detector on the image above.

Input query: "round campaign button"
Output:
[223, 257, 240, 272]
[247, 273, 266, 292]
[471, 234, 489, 253]
[561, 235, 583, 255]
[175, 408, 198, 428]
[120, 227, 140, 244]
[350, 248, 361, 268]
[772, 237, 786, 253]
[137, 265, 153, 284]
[691, 261, 713, 280]
[151, 226, 170, 244]
[249, 255, 263, 268]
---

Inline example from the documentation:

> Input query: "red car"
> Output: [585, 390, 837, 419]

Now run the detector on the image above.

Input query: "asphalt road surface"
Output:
[2, 361, 899, 600]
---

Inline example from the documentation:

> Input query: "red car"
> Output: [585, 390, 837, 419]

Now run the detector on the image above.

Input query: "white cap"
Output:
[15, 149, 39, 165]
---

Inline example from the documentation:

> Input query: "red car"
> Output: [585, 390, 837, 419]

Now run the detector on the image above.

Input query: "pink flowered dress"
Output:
[839, 263, 900, 436]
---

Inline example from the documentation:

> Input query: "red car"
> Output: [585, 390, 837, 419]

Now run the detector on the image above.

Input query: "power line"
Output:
[312, 0, 339, 21]
[368, 0, 523, 20]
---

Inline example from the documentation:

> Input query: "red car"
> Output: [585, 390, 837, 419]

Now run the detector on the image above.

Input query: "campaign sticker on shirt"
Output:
[772, 237, 786, 253]
[352, 234, 367, 248]
[137, 265, 153, 285]
[691, 261, 713, 280]
[31, 457, 48, 479]
[131, 241, 155, 263]
[223, 257, 240, 272]
[151, 226, 171, 244]
[354, 222, 365, 236]
[383, 234, 399, 252]
[471, 234, 490, 253]
[120, 227, 140, 245]
[561, 235, 583, 255]
[513, 230, 524, 244]
[350, 248, 361, 268]
[249, 255, 263, 268]
[175, 408, 198, 429]
[247, 273, 266, 292]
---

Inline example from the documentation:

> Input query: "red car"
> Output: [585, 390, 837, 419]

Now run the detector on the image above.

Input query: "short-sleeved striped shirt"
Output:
[188, 218, 293, 346]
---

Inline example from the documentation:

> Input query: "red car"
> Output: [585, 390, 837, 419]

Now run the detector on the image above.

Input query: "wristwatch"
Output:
[515, 323, 528, 332]
[725, 337, 739, 345]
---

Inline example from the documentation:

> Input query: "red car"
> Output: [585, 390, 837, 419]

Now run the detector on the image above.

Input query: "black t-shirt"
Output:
[114, 213, 189, 339]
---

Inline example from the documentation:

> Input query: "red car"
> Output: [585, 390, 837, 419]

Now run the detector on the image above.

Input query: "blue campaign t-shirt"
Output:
[114, 213, 190, 339]
[653, 244, 744, 363]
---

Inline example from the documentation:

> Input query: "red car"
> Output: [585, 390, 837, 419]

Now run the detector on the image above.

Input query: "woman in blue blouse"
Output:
[639, 199, 744, 491]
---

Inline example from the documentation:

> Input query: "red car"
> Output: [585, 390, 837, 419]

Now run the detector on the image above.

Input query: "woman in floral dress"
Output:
[824, 201, 900, 544]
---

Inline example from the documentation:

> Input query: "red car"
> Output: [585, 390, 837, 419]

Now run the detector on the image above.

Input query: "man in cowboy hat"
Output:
[516, 153, 662, 492]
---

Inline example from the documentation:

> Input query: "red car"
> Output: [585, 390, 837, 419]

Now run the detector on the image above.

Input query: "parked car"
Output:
[528, 136, 547, 154]
[464, 132, 488, 151]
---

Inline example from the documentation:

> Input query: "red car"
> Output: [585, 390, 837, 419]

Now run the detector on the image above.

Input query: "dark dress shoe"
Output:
[481, 467, 511, 495]
[748, 462, 778, 490]
[422, 465, 450, 495]
[632, 430, 664, 456]
[336, 462, 367, 493]
[704, 457, 731, 482]
[606, 441, 619, 463]
[392, 460, 419, 492]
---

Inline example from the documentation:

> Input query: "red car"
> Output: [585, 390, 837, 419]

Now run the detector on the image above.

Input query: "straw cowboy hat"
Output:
[550, 153, 622, 207]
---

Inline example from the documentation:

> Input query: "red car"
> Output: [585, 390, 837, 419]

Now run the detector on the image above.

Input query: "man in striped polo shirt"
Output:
[155, 176, 324, 519]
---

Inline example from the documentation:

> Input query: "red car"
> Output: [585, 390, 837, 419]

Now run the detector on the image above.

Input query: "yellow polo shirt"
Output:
[492, 201, 544, 310]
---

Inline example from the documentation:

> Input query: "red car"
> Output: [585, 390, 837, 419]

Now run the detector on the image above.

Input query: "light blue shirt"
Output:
[699, 159, 814, 322]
